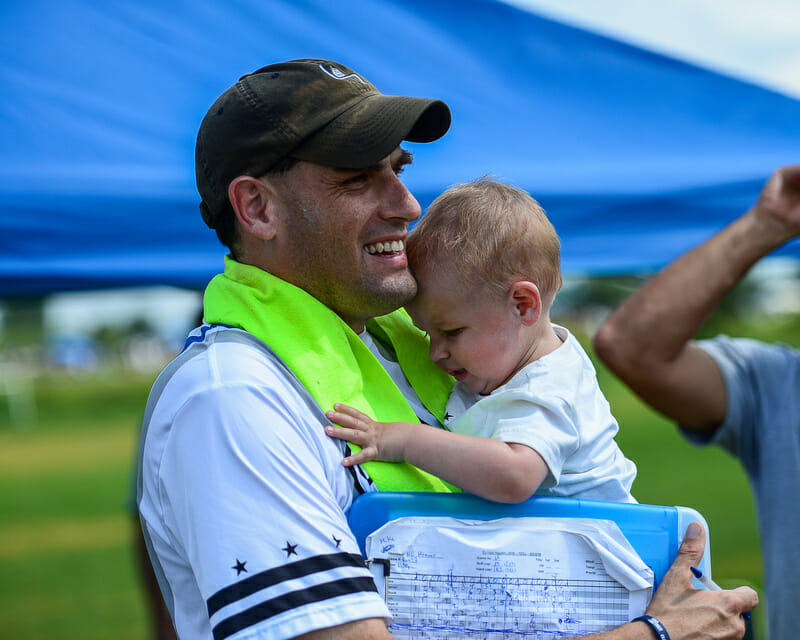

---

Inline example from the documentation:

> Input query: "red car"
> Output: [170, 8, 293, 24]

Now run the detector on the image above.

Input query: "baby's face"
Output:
[407, 264, 531, 395]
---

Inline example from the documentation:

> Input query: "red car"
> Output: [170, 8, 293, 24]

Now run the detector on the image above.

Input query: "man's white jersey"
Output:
[137, 325, 387, 640]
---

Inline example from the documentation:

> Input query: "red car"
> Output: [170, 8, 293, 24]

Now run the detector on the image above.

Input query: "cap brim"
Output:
[290, 95, 451, 169]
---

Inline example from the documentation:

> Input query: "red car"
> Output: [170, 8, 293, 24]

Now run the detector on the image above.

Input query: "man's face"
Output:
[407, 264, 529, 396]
[269, 147, 421, 331]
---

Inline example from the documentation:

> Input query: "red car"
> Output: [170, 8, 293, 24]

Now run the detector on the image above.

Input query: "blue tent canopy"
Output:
[2, 0, 799, 296]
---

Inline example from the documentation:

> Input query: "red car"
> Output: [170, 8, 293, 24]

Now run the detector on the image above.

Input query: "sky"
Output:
[506, 0, 800, 99]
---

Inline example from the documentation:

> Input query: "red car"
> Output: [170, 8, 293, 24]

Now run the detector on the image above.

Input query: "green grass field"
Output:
[3, 314, 794, 638]
[0, 371, 155, 639]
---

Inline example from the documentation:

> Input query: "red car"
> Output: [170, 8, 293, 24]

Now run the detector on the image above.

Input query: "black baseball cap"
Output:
[196, 58, 452, 229]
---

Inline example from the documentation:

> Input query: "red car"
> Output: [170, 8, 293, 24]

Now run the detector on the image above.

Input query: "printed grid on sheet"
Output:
[384, 572, 629, 639]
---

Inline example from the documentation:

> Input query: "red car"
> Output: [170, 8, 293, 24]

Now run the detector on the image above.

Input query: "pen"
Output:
[690, 566, 721, 590]
[690, 566, 751, 621]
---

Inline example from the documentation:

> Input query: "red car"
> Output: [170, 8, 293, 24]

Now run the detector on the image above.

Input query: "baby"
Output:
[326, 178, 636, 503]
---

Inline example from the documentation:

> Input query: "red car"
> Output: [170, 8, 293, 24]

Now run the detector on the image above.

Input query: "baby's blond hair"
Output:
[407, 178, 562, 306]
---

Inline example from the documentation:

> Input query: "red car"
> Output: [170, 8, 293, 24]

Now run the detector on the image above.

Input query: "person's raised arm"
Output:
[594, 165, 800, 431]
[325, 404, 548, 503]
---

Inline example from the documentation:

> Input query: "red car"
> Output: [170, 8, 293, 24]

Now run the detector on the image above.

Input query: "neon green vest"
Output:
[204, 256, 456, 493]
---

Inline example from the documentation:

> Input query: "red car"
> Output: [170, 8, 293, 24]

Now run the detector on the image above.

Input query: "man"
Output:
[138, 58, 757, 640]
[594, 165, 800, 640]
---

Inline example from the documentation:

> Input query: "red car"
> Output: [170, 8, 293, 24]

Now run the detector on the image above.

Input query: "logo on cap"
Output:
[319, 63, 366, 84]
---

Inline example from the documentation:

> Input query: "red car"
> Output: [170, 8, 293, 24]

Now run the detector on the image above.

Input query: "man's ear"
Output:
[228, 176, 279, 240]
[509, 280, 542, 326]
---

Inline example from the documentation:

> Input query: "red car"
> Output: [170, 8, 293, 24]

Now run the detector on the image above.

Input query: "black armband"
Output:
[632, 615, 670, 640]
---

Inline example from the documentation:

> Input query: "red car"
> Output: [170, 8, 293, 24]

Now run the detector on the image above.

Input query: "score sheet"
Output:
[365, 516, 654, 639]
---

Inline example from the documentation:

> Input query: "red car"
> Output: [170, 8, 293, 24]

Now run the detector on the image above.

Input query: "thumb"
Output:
[665, 522, 706, 587]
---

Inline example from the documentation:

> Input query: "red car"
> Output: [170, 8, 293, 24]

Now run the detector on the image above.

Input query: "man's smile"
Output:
[364, 239, 405, 255]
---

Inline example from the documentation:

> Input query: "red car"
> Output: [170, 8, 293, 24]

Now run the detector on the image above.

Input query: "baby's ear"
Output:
[509, 281, 541, 326]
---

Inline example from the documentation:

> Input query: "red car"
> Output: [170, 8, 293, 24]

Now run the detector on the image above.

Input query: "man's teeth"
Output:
[366, 240, 404, 254]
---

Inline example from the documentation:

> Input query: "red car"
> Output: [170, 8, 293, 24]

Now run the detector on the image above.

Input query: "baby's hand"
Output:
[325, 404, 407, 466]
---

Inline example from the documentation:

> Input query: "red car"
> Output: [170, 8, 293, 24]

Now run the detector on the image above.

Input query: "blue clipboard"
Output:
[347, 492, 712, 589]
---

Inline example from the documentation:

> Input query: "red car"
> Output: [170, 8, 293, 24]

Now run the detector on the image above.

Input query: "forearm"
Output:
[596, 210, 775, 366]
[293, 617, 393, 639]
[401, 425, 547, 503]
[326, 405, 546, 501]
[597, 164, 800, 372]
[293, 616, 709, 640]
[593, 208, 788, 427]
[574, 620, 656, 640]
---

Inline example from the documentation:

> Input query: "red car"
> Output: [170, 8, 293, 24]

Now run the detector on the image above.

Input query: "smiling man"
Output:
[137, 59, 756, 640]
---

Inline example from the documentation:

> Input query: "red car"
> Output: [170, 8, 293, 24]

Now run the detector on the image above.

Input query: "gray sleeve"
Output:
[681, 335, 799, 473]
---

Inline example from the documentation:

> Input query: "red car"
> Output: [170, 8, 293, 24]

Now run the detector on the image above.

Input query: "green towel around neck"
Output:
[204, 256, 456, 493]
